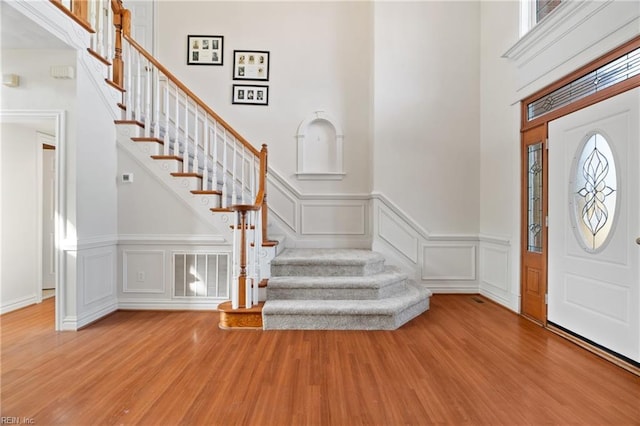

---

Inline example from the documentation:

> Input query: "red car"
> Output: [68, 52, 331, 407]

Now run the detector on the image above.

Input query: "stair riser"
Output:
[270, 261, 385, 277]
[267, 282, 406, 300]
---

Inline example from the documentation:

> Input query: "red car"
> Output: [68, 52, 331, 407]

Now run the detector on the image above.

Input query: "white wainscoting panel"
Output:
[81, 247, 116, 305]
[480, 244, 510, 292]
[422, 244, 476, 281]
[269, 181, 297, 232]
[478, 236, 517, 311]
[123, 250, 166, 293]
[301, 202, 366, 235]
[377, 207, 419, 263]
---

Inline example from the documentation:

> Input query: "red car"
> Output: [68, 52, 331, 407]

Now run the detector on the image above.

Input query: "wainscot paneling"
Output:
[377, 206, 419, 264]
[82, 248, 115, 305]
[300, 203, 366, 235]
[478, 236, 517, 312]
[480, 244, 510, 292]
[269, 180, 297, 232]
[123, 250, 166, 293]
[422, 244, 476, 281]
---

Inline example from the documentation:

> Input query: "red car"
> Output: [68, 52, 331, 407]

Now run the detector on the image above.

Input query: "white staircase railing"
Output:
[51, 0, 273, 310]
[121, 33, 271, 310]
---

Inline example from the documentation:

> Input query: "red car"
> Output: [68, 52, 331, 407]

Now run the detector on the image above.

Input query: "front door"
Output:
[548, 87, 640, 363]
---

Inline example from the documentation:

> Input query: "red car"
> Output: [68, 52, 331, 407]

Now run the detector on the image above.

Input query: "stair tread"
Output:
[268, 266, 407, 289]
[271, 248, 385, 266]
[263, 282, 431, 315]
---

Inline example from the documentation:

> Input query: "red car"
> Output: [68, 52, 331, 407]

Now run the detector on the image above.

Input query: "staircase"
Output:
[263, 249, 432, 330]
[57, 0, 431, 330]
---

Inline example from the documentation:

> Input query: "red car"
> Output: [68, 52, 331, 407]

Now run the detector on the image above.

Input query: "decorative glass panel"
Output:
[527, 142, 544, 253]
[571, 133, 617, 252]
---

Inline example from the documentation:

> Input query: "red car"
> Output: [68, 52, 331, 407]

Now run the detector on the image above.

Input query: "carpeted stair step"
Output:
[267, 266, 408, 300]
[270, 248, 386, 277]
[262, 282, 431, 330]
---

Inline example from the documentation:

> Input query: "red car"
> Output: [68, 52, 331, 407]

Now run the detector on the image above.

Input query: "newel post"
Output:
[112, 3, 124, 87]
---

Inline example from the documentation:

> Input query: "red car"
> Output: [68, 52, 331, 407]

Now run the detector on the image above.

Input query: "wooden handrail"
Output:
[123, 34, 260, 157]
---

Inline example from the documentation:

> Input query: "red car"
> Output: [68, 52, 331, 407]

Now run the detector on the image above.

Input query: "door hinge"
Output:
[545, 216, 548, 227]
[545, 138, 549, 150]
[545, 294, 548, 305]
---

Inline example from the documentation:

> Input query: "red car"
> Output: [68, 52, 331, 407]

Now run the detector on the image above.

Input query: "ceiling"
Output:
[1, 1, 72, 50]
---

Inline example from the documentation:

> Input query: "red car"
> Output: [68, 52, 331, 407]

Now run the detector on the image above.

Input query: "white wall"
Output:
[0, 124, 41, 313]
[373, 1, 481, 235]
[155, 1, 373, 196]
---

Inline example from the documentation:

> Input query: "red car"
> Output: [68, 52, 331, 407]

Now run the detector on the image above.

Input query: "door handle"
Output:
[636, 237, 640, 245]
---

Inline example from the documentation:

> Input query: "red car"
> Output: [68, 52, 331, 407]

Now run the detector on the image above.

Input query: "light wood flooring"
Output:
[1, 295, 639, 425]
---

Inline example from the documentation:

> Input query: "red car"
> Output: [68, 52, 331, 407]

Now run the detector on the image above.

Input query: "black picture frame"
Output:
[232, 84, 269, 106]
[233, 50, 270, 81]
[187, 35, 224, 66]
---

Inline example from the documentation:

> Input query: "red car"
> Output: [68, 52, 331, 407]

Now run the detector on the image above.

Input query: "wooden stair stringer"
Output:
[114, 121, 234, 240]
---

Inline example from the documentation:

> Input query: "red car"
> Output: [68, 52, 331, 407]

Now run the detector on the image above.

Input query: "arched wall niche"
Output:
[295, 110, 345, 180]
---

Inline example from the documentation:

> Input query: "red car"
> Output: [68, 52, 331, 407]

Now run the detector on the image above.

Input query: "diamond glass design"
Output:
[572, 133, 617, 251]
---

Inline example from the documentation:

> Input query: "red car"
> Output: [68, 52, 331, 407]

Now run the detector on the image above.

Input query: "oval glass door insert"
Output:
[571, 132, 618, 252]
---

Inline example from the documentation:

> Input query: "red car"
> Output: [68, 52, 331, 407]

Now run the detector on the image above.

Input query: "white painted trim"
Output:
[295, 172, 346, 181]
[4, 0, 91, 51]
[118, 299, 222, 310]
[421, 244, 477, 281]
[76, 300, 118, 329]
[118, 234, 227, 245]
[371, 192, 431, 240]
[427, 285, 479, 294]
[122, 250, 166, 294]
[479, 234, 512, 246]
[505, 0, 589, 61]
[0, 295, 39, 315]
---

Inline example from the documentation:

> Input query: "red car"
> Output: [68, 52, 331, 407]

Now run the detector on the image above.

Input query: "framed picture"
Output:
[187, 35, 223, 65]
[233, 50, 269, 81]
[232, 84, 269, 106]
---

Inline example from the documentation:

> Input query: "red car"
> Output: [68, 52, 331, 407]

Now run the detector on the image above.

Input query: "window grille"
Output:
[527, 47, 640, 121]
[174, 253, 229, 298]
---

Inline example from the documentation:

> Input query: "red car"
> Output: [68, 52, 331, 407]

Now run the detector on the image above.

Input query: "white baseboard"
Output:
[76, 299, 119, 329]
[0, 295, 39, 315]
[118, 299, 223, 311]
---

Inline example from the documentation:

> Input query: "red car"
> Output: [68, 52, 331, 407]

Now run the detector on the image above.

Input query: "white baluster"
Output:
[96, 0, 104, 57]
[183, 96, 189, 173]
[245, 215, 252, 308]
[212, 123, 218, 193]
[193, 105, 199, 177]
[231, 139, 237, 205]
[163, 79, 170, 155]
[241, 146, 246, 204]
[145, 59, 152, 137]
[125, 41, 133, 120]
[174, 84, 180, 158]
[154, 67, 160, 138]
[135, 52, 142, 121]
[253, 209, 262, 305]
[202, 116, 209, 191]
[231, 211, 239, 309]
[221, 130, 228, 208]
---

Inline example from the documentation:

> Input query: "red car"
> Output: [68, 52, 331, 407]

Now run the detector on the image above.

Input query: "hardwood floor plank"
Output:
[1, 296, 639, 425]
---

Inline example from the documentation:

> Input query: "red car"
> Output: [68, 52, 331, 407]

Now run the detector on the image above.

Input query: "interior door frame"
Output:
[520, 36, 640, 326]
[0, 109, 66, 330]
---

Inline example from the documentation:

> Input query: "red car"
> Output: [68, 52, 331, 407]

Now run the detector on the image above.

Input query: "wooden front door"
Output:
[520, 124, 548, 324]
